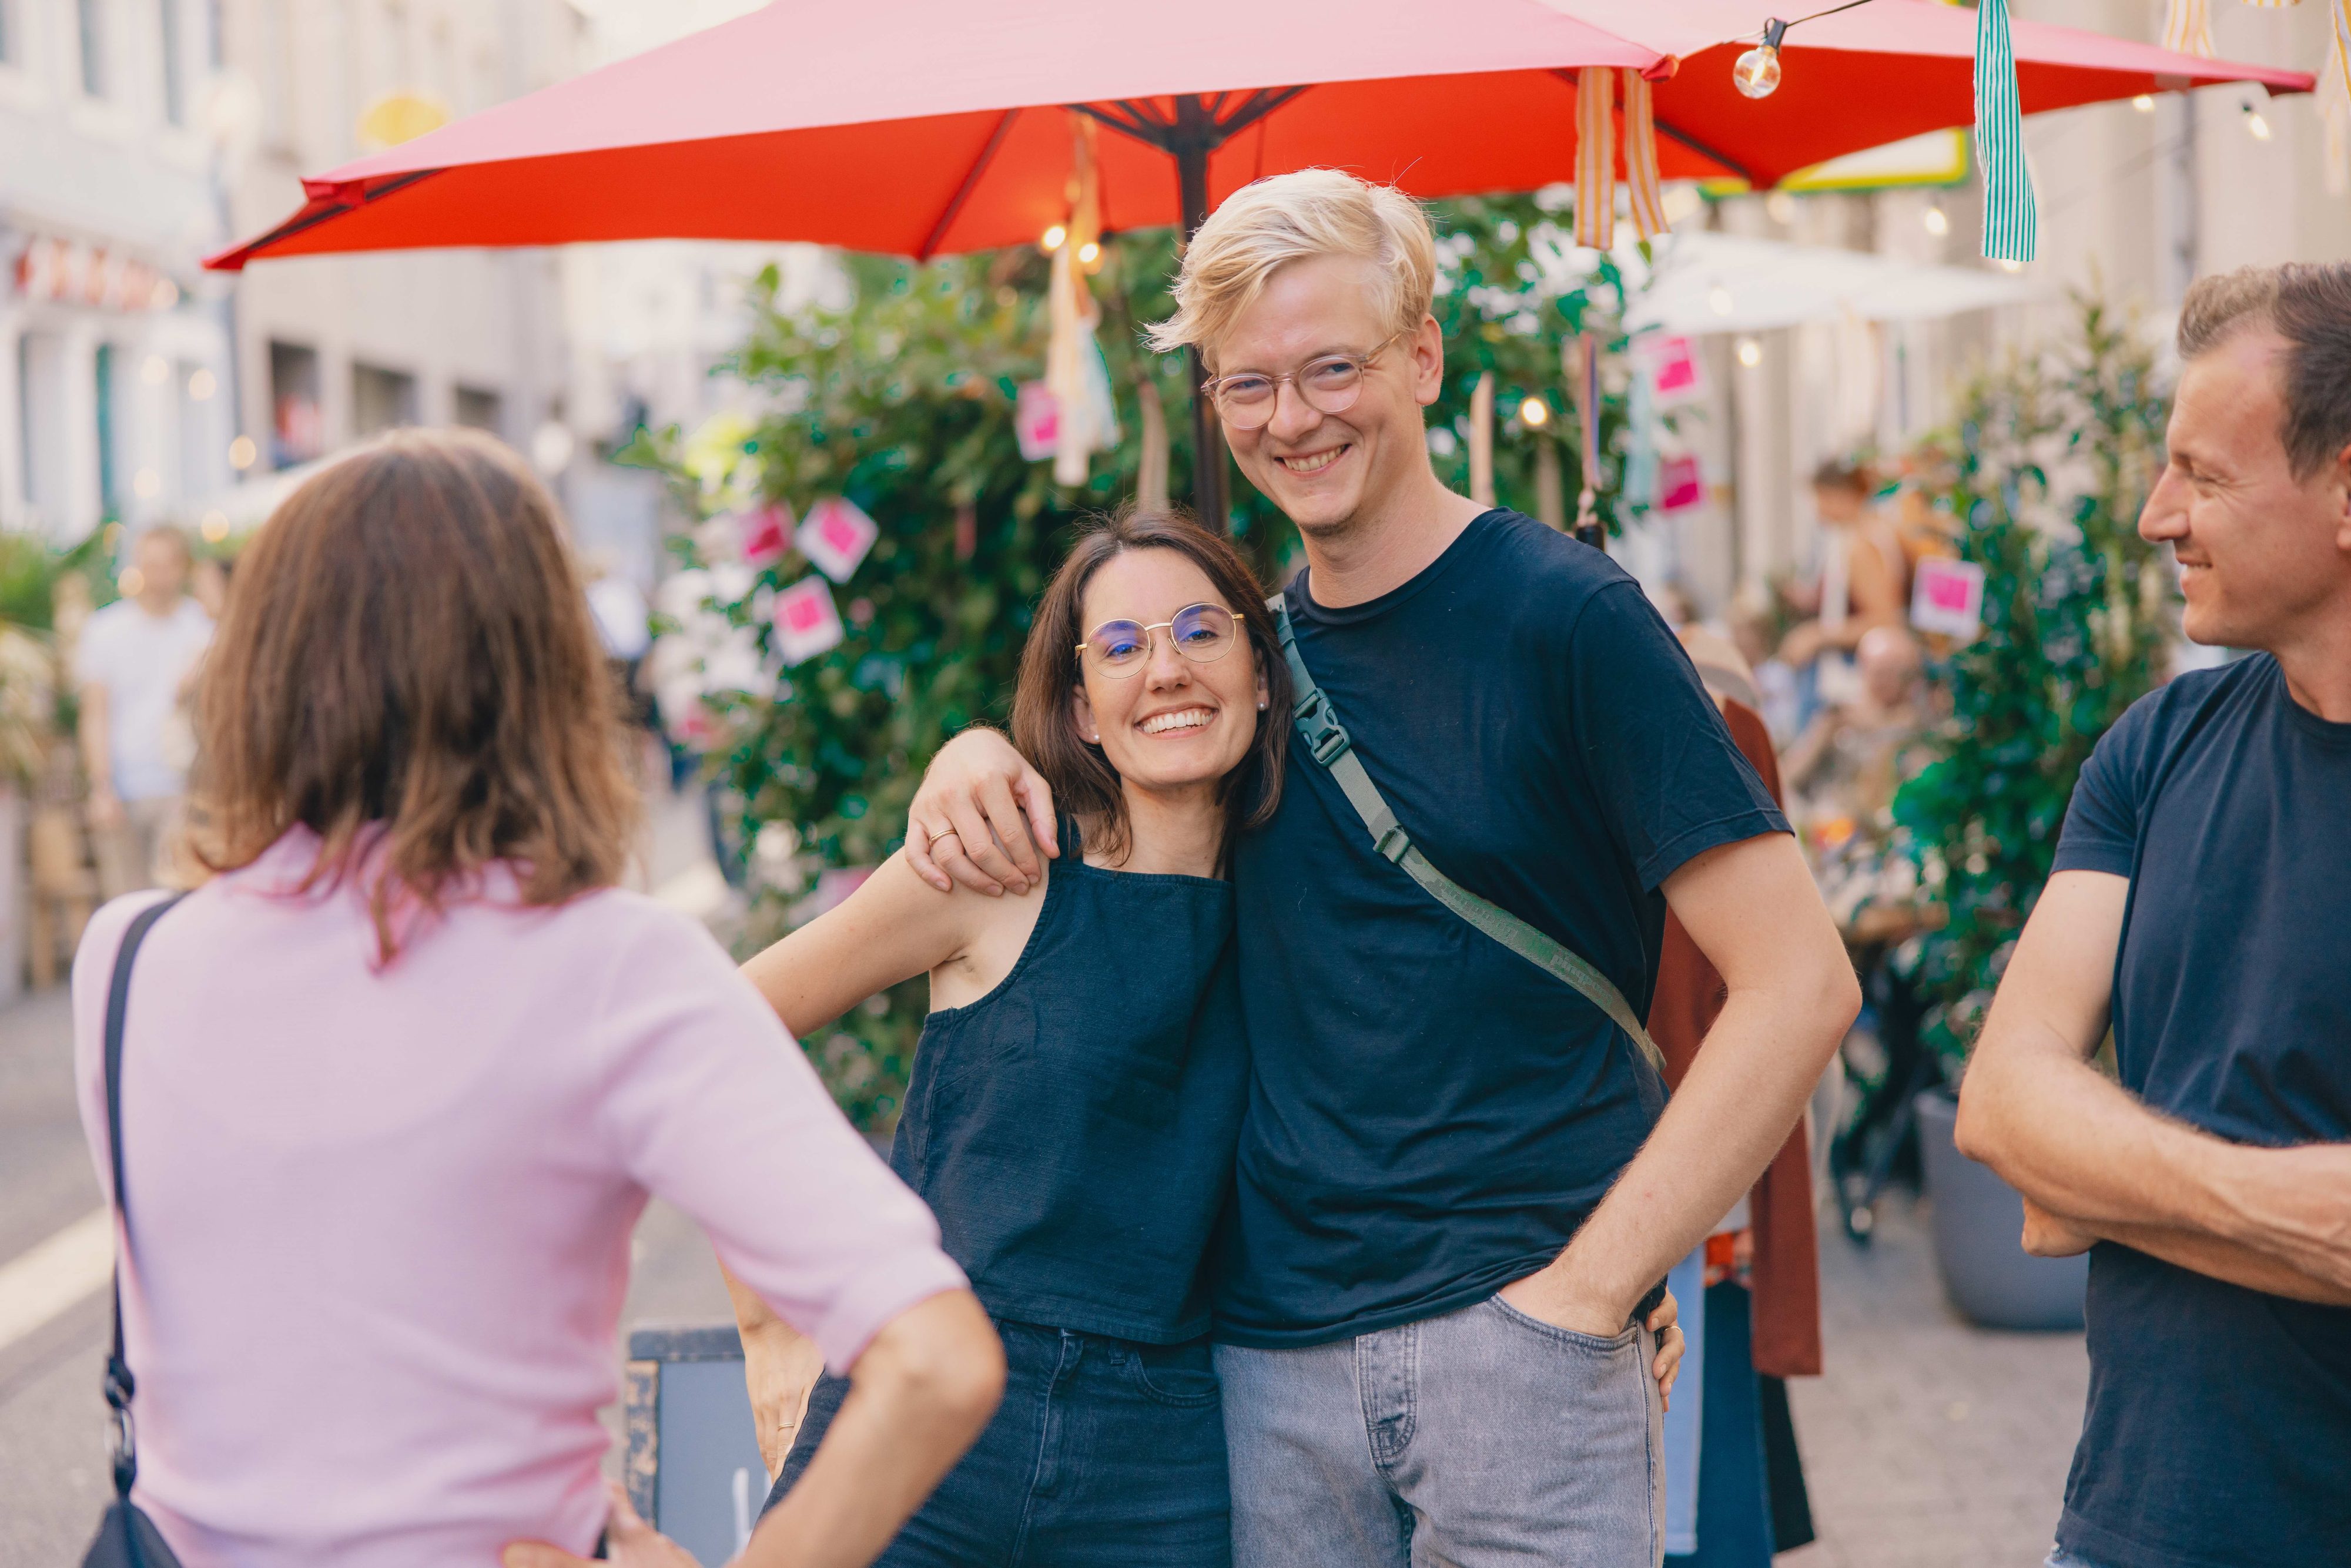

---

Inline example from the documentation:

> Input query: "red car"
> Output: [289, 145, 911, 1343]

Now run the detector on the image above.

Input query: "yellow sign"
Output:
[357, 93, 451, 150]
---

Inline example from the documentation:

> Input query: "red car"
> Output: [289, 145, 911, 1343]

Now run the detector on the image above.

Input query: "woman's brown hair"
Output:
[196, 427, 638, 958]
[1009, 505, 1288, 866]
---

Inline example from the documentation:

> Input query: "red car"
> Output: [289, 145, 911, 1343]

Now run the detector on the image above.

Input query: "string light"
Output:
[1736, 336, 1763, 368]
[1923, 205, 1950, 237]
[1077, 240, 1100, 265]
[1040, 224, 1067, 252]
[187, 367, 216, 401]
[228, 435, 257, 470]
[1520, 397, 1550, 427]
[1996, 257, 2025, 273]
[2242, 102, 2273, 142]
[2131, 94, 2156, 113]
[1734, 19, 1787, 99]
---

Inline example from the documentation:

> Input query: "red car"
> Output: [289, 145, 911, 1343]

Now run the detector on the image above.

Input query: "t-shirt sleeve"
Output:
[592, 906, 966, 1373]
[1564, 582, 1790, 890]
[2052, 691, 2162, 878]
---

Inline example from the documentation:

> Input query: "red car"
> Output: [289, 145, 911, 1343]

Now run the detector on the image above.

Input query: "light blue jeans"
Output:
[1217, 1294, 1665, 1568]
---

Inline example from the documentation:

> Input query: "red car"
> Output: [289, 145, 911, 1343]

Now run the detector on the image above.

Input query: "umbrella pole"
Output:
[1174, 120, 1230, 534]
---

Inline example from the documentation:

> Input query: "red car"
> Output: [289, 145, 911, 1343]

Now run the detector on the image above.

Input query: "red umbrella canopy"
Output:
[207, 0, 2307, 270]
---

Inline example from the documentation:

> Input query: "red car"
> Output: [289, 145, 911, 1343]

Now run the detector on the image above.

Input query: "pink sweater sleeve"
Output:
[592, 904, 966, 1372]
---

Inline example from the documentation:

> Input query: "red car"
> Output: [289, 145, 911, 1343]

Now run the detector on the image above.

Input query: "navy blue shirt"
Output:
[2051, 654, 2351, 1568]
[1215, 511, 1787, 1346]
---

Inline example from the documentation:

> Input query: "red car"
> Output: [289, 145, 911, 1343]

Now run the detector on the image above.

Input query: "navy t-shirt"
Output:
[2049, 654, 2351, 1568]
[1215, 510, 1788, 1346]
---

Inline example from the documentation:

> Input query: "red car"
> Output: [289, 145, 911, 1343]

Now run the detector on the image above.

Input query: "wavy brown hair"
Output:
[195, 428, 637, 959]
[1010, 506, 1288, 867]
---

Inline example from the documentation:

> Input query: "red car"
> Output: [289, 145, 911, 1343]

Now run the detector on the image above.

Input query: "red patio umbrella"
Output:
[208, 0, 2306, 520]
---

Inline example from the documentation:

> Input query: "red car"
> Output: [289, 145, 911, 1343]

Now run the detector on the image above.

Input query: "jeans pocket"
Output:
[1123, 1338, 1224, 1408]
[1484, 1293, 1643, 1354]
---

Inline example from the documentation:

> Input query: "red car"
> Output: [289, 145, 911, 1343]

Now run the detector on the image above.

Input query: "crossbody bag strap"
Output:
[1268, 593, 1668, 1081]
[102, 893, 187, 1500]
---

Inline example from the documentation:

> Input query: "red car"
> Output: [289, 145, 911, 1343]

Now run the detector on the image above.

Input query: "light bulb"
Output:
[2131, 94, 2156, 113]
[200, 511, 229, 543]
[187, 367, 217, 400]
[2244, 106, 2273, 142]
[1733, 43, 1781, 99]
[1708, 286, 1734, 317]
[1923, 205, 1950, 237]
[1041, 224, 1067, 252]
[1520, 397, 1549, 427]
[1077, 240, 1100, 265]
[1736, 337, 1763, 368]
[227, 435, 257, 470]
[1995, 258, 2024, 274]
[1765, 190, 1797, 225]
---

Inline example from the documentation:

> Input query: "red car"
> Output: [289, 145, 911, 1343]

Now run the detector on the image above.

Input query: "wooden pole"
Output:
[1174, 104, 1230, 532]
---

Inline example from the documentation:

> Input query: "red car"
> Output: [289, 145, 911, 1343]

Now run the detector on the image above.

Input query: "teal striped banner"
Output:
[1975, 0, 2037, 263]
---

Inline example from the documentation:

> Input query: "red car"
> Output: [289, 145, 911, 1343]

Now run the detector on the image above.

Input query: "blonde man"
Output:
[910, 170, 1857, 1567]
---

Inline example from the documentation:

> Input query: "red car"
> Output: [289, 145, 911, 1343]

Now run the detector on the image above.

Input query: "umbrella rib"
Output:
[235, 169, 444, 263]
[917, 107, 1020, 261]
[1648, 116, 1757, 187]
[1217, 85, 1308, 138]
[1074, 102, 1176, 152]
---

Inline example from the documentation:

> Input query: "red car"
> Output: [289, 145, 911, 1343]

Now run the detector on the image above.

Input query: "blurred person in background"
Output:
[73, 430, 1000, 1568]
[1777, 461, 1908, 723]
[76, 526, 213, 898]
[1782, 624, 1928, 842]
[1958, 263, 2351, 1568]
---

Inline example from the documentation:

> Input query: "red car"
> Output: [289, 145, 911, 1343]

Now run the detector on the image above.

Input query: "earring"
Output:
[1257, 698, 1268, 710]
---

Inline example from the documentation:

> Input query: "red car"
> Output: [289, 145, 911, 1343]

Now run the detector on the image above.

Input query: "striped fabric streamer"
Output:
[1622, 69, 1670, 241]
[2162, 0, 2216, 56]
[1575, 66, 1615, 250]
[1975, 0, 2037, 263]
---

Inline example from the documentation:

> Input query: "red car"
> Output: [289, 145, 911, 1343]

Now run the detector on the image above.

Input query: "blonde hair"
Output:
[1147, 169, 1436, 368]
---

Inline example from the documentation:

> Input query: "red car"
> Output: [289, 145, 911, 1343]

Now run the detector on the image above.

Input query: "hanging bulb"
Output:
[1041, 223, 1067, 252]
[2243, 102, 2273, 142]
[2131, 94, 2156, 113]
[1923, 205, 1950, 237]
[1733, 19, 1787, 100]
[1077, 240, 1101, 265]
[1736, 337, 1763, 368]
[1520, 397, 1550, 427]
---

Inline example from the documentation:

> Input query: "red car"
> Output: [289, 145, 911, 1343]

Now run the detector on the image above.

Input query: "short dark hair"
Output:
[1010, 506, 1288, 868]
[2178, 262, 2351, 478]
[1810, 458, 1872, 495]
[196, 428, 638, 961]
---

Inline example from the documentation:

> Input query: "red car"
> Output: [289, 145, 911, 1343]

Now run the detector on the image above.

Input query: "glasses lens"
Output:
[1298, 356, 1366, 414]
[1086, 621, 1150, 675]
[1214, 374, 1277, 431]
[1170, 604, 1237, 662]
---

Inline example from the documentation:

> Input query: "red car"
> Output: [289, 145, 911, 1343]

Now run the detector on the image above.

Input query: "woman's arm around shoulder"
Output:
[739, 847, 1046, 1037]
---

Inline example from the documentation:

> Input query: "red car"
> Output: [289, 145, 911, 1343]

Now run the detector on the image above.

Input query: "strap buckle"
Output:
[107, 1402, 137, 1494]
[1292, 689, 1352, 765]
[1373, 823, 1412, 864]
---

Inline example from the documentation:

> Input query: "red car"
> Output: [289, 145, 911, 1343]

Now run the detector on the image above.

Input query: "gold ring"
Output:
[927, 826, 960, 847]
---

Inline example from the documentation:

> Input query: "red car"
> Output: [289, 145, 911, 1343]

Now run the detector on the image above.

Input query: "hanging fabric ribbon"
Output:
[1573, 330, 1604, 549]
[1974, 0, 2037, 263]
[2323, 0, 2351, 198]
[2162, 0, 2215, 55]
[1620, 69, 1670, 242]
[1575, 66, 1615, 250]
[1468, 371, 1496, 505]
[1044, 116, 1118, 487]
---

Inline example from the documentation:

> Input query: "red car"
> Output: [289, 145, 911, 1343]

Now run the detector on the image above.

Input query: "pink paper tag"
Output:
[796, 496, 879, 583]
[1653, 336, 1703, 400]
[1015, 381, 1060, 462]
[737, 501, 793, 566]
[1909, 557, 1986, 640]
[1657, 453, 1705, 512]
[773, 574, 846, 665]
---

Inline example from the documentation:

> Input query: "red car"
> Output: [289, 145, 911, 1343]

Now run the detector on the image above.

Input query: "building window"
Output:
[78, 0, 108, 98]
[159, 0, 186, 125]
[352, 362, 417, 438]
[268, 340, 322, 468]
[454, 386, 503, 435]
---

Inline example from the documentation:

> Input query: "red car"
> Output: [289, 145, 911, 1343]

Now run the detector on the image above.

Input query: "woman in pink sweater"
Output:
[73, 430, 1000, 1567]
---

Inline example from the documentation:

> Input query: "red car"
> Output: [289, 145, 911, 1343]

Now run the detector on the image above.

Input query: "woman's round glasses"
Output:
[1076, 604, 1238, 678]
[1204, 331, 1410, 431]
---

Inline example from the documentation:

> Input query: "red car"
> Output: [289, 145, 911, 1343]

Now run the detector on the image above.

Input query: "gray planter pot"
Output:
[1914, 1089, 2087, 1331]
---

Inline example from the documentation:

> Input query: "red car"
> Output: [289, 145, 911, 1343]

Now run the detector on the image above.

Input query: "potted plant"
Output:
[1893, 296, 2171, 1331]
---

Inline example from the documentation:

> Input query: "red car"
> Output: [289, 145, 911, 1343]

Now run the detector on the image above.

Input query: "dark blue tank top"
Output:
[889, 817, 1247, 1343]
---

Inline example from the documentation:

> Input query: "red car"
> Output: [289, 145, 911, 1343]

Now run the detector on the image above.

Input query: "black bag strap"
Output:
[102, 894, 187, 1500]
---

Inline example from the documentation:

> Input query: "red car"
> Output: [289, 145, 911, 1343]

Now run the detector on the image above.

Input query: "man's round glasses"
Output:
[1076, 604, 1238, 678]
[1204, 331, 1410, 431]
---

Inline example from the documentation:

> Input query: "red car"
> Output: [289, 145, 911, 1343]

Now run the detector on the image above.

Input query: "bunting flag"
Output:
[1575, 66, 1615, 250]
[1974, 0, 2037, 263]
[2162, 0, 2215, 56]
[1621, 69, 1670, 241]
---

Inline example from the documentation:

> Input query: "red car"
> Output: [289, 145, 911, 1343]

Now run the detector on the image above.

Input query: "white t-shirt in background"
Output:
[75, 597, 215, 801]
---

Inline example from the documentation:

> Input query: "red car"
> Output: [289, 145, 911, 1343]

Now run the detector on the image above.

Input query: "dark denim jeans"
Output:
[765, 1318, 1230, 1568]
